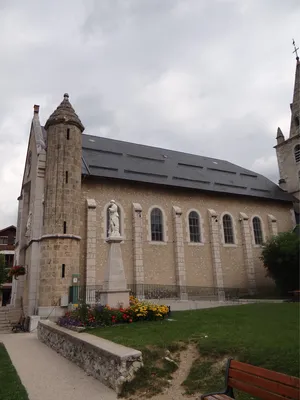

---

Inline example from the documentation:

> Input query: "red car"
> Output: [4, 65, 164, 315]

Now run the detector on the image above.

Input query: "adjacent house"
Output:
[0, 225, 16, 306]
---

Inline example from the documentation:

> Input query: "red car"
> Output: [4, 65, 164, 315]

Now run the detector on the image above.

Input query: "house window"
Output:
[253, 217, 263, 245]
[106, 204, 121, 237]
[223, 214, 234, 244]
[151, 208, 163, 241]
[294, 144, 300, 163]
[0, 236, 8, 245]
[189, 211, 201, 242]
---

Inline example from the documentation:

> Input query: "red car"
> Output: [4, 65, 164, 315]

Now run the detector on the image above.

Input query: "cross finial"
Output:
[292, 39, 299, 61]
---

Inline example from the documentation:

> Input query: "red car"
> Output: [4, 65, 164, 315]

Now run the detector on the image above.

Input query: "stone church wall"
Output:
[80, 179, 294, 293]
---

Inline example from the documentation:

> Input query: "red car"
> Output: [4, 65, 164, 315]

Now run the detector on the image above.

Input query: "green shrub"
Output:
[260, 231, 300, 295]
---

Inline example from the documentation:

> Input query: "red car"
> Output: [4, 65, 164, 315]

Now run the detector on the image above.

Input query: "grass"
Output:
[89, 303, 300, 398]
[0, 343, 29, 400]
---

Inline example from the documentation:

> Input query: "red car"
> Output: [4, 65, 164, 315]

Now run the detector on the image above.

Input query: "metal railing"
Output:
[69, 284, 290, 305]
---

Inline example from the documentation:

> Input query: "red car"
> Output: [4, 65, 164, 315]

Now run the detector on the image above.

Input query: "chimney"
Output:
[34, 104, 40, 114]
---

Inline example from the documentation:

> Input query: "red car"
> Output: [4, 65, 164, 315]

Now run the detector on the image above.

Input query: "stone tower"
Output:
[39, 94, 84, 315]
[275, 56, 300, 220]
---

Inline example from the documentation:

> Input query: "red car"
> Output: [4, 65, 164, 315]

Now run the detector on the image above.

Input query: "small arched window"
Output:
[294, 144, 300, 163]
[253, 217, 263, 245]
[188, 211, 201, 242]
[223, 214, 234, 244]
[151, 208, 163, 241]
[106, 204, 121, 237]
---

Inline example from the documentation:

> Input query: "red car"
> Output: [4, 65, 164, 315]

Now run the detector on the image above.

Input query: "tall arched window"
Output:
[222, 214, 234, 244]
[151, 208, 163, 241]
[253, 216, 263, 245]
[106, 204, 121, 237]
[189, 211, 201, 242]
[294, 144, 300, 163]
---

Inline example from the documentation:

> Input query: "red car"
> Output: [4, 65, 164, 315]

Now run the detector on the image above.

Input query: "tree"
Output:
[260, 231, 300, 295]
[0, 254, 8, 287]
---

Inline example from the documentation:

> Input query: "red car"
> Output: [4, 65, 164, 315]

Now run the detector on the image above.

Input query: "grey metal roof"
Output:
[81, 134, 293, 203]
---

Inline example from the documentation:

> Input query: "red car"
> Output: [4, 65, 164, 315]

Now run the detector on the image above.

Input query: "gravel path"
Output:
[0, 332, 117, 400]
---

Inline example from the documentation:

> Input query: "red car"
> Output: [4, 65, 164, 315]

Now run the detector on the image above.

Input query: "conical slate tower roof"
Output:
[45, 93, 84, 131]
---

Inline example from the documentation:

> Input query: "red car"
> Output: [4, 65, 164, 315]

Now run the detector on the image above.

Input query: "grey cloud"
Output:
[0, 0, 299, 227]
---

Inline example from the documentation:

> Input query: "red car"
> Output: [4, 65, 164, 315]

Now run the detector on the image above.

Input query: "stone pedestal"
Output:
[100, 237, 130, 308]
[29, 315, 41, 332]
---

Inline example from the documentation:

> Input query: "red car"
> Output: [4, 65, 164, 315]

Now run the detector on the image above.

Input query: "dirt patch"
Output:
[128, 344, 199, 400]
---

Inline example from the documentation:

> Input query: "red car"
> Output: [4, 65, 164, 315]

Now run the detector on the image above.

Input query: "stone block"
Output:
[100, 290, 130, 309]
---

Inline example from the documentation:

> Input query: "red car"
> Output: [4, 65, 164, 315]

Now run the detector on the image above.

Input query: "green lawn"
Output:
[0, 343, 29, 400]
[89, 303, 300, 398]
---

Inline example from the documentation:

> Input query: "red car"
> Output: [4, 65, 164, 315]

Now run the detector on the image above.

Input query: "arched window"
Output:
[253, 217, 263, 245]
[106, 204, 121, 237]
[188, 211, 201, 242]
[222, 214, 234, 244]
[151, 208, 163, 241]
[294, 144, 300, 163]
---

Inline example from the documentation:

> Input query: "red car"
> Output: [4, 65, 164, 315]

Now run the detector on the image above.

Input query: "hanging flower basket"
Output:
[8, 266, 26, 280]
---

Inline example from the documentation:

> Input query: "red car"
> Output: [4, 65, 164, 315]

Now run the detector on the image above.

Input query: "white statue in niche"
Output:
[25, 211, 32, 238]
[108, 200, 120, 237]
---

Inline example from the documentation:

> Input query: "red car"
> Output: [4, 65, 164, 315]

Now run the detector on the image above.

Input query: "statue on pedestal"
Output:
[108, 200, 120, 237]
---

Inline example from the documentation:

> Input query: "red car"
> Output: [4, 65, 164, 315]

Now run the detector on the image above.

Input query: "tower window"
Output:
[67, 128, 70, 140]
[295, 116, 299, 127]
[294, 144, 300, 163]
[63, 221, 67, 233]
[62, 264, 65, 278]
[66, 171, 68, 183]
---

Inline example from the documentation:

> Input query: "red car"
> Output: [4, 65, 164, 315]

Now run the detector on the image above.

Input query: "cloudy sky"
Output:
[0, 0, 299, 228]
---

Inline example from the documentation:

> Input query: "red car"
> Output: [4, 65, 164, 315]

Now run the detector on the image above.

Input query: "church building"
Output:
[12, 58, 299, 317]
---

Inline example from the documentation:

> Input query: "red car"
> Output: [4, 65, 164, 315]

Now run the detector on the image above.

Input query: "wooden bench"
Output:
[201, 358, 300, 400]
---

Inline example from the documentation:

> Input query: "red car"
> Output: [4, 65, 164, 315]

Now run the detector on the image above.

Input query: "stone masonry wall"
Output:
[80, 179, 294, 292]
[37, 320, 143, 394]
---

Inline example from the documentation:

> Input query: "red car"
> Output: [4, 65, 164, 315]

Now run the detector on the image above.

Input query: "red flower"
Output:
[129, 319, 132, 323]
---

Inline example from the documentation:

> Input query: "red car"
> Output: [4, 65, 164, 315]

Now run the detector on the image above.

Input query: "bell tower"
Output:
[275, 42, 300, 221]
[39, 94, 84, 315]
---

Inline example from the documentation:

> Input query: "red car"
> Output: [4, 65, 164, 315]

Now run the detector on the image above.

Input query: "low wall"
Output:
[37, 320, 143, 394]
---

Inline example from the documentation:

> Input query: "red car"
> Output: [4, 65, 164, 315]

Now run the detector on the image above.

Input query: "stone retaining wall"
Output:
[37, 320, 143, 394]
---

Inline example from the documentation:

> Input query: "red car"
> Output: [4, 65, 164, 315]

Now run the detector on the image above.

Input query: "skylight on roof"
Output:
[89, 139, 95, 142]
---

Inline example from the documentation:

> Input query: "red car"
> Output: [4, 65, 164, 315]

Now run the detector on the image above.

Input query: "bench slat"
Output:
[204, 396, 220, 400]
[229, 378, 295, 400]
[230, 360, 300, 389]
[203, 396, 232, 400]
[229, 369, 300, 399]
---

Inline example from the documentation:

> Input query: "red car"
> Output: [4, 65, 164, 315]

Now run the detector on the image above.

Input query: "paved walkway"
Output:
[0, 332, 117, 400]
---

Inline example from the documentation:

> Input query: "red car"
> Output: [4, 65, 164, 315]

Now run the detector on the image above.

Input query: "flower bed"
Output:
[57, 296, 170, 329]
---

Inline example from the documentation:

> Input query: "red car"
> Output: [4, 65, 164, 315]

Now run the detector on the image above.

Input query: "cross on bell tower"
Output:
[292, 39, 299, 61]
